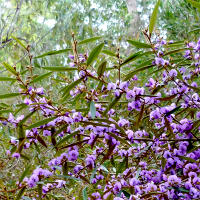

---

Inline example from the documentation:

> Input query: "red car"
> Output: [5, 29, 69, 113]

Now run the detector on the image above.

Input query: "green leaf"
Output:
[90, 101, 96, 119]
[0, 77, 16, 81]
[82, 186, 88, 200]
[149, 0, 160, 34]
[106, 131, 130, 145]
[12, 36, 26, 50]
[177, 187, 190, 193]
[37, 183, 42, 200]
[43, 67, 78, 71]
[18, 111, 36, 126]
[102, 49, 116, 57]
[97, 61, 107, 77]
[15, 187, 26, 200]
[31, 72, 52, 83]
[127, 40, 151, 48]
[121, 51, 153, 66]
[55, 131, 79, 147]
[0, 93, 21, 99]
[34, 48, 71, 58]
[186, 0, 200, 8]
[103, 94, 122, 116]
[90, 168, 97, 183]
[123, 64, 155, 81]
[87, 43, 104, 66]
[19, 164, 31, 183]
[165, 106, 181, 117]
[2, 62, 17, 75]
[121, 51, 142, 66]
[27, 116, 56, 129]
[116, 157, 126, 175]
[79, 36, 102, 45]
[178, 156, 196, 163]
[55, 174, 81, 181]
[122, 190, 131, 198]
[164, 48, 188, 56]
[61, 78, 83, 99]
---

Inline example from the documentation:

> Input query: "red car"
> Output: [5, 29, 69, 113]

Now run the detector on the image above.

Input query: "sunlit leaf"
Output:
[0, 77, 16, 81]
[87, 43, 104, 66]
[2, 62, 17, 75]
[127, 40, 151, 48]
[0, 93, 21, 99]
[34, 48, 71, 58]
[43, 67, 78, 71]
[102, 49, 116, 57]
[79, 36, 102, 45]
[149, 0, 160, 34]
[27, 116, 56, 129]
[31, 72, 52, 83]
[12, 36, 27, 50]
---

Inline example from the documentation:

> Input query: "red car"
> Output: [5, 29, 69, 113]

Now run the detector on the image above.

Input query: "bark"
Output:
[126, 0, 139, 37]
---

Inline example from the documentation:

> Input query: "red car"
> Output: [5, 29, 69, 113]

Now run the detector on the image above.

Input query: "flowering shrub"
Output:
[1, 1, 200, 200]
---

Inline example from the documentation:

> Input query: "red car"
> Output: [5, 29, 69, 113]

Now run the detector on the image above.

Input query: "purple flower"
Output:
[68, 150, 79, 161]
[167, 175, 181, 186]
[73, 165, 83, 174]
[155, 57, 165, 66]
[150, 108, 161, 120]
[107, 82, 116, 90]
[43, 130, 51, 136]
[12, 152, 20, 159]
[56, 180, 66, 188]
[85, 156, 95, 169]
[113, 182, 121, 194]
[169, 69, 177, 77]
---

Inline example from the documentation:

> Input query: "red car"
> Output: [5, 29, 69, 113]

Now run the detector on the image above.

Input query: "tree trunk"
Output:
[126, 0, 139, 38]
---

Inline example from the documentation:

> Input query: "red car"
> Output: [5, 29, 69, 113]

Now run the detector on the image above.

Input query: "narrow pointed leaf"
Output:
[123, 65, 155, 81]
[12, 36, 26, 49]
[149, 0, 160, 34]
[34, 48, 71, 58]
[31, 72, 52, 83]
[18, 111, 36, 126]
[0, 77, 16, 81]
[19, 164, 31, 183]
[27, 116, 56, 129]
[82, 186, 88, 200]
[90, 101, 96, 119]
[121, 51, 153, 66]
[103, 94, 122, 116]
[61, 78, 83, 99]
[55, 131, 79, 147]
[43, 67, 77, 71]
[79, 36, 102, 45]
[97, 61, 107, 77]
[127, 40, 151, 48]
[2, 62, 17, 75]
[87, 43, 104, 66]
[0, 93, 21, 99]
[15, 186, 26, 200]
[102, 49, 116, 57]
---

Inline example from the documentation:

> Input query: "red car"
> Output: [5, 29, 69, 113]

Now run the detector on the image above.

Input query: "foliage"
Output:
[1, 0, 200, 200]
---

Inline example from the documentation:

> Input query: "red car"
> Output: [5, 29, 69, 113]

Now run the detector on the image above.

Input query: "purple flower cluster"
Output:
[3, 36, 200, 199]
